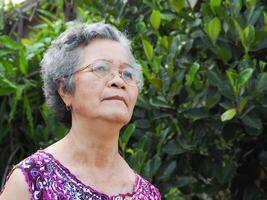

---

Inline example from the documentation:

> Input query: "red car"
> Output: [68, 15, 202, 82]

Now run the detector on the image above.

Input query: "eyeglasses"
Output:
[72, 59, 140, 86]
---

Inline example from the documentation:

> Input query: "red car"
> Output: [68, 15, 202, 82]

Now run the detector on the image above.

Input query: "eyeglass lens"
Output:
[92, 60, 138, 86]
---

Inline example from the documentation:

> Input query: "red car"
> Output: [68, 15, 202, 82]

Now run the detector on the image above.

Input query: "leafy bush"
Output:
[1, 0, 267, 199]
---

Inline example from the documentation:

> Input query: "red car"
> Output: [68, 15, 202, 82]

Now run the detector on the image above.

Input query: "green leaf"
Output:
[149, 97, 173, 109]
[23, 95, 34, 137]
[176, 176, 195, 187]
[8, 97, 18, 124]
[210, 0, 222, 13]
[233, 20, 244, 44]
[264, 12, 267, 25]
[246, 0, 257, 7]
[8, 86, 23, 124]
[150, 155, 162, 176]
[242, 114, 263, 135]
[15, 86, 24, 101]
[207, 70, 224, 88]
[243, 25, 255, 47]
[1, 60, 16, 77]
[205, 17, 221, 45]
[166, 188, 186, 199]
[206, 93, 221, 109]
[19, 48, 29, 75]
[142, 39, 153, 61]
[150, 10, 161, 30]
[38, 15, 54, 26]
[0, 1, 3, 31]
[152, 57, 161, 73]
[246, 7, 262, 26]
[233, 20, 250, 54]
[219, 84, 235, 100]
[160, 13, 176, 21]
[21, 38, 33, 46]
[0, 88, 15, 96]
[171, 0, 185, 13]
[210, 0, 222, 7]
[185, 63, 200, 86]
[161, 36, 171, 49]
[129, 148, 147, 172]
[226, 69, 237, 93]
[238, 97, 248, 113]
[213, 160, 236, 184]
[163, 140, 187, 155]
[216, 46, 231, 63]
[185, 108, 210, 121]
[119, 124, 135, 153]
[0, 35, 20, 50]
[151, 77, 163, 89]
[256, 72, 267, 92]
[237, 68, 253, 87]
[160, 161, 177, 180]
[0, 75, 18, 89]
[221, 108, 237, 122]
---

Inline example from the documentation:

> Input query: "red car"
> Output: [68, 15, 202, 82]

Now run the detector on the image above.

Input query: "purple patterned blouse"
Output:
[7, 150, 161, 200]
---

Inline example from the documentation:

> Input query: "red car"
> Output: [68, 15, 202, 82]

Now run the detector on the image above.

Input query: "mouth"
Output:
[103, 95, 127, 107]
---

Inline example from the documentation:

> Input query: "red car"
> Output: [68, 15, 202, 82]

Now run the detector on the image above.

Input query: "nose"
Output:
[107, 72, 126, 89]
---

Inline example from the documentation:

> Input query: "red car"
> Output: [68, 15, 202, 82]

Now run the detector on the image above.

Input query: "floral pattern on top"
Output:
[11, 150, 161, 200]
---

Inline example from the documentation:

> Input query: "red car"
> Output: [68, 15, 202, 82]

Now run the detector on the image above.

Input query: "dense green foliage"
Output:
[1, 0, 267, 199]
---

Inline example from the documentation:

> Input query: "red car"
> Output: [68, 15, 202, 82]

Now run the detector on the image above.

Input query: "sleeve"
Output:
[151, 186, 161, 200]
[2, 154, 45, 199]
[0, 162, 33, 199]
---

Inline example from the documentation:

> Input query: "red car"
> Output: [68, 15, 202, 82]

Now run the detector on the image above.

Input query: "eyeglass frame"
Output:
[69, 59, 141, 87]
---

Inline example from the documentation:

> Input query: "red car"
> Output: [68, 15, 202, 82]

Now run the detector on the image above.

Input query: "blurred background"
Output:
[0, 0, 267, 199]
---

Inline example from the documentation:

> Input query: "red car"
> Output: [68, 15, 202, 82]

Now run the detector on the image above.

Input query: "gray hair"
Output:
[40, 23, 143, 127]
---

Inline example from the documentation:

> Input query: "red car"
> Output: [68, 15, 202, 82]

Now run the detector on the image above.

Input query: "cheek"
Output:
[72, 76, 103, 109]
[129, 89, 138, 111]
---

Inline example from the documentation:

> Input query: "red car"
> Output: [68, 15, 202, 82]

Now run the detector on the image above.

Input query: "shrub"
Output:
[0, 0, 267, 199]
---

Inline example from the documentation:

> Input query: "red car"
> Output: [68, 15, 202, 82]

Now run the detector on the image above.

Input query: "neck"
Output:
[63, 117, 123, 169]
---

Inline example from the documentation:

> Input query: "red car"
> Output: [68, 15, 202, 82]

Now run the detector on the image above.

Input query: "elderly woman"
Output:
[0, 23, 161, 200]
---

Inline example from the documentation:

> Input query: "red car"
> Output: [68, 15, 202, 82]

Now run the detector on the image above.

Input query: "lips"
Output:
[103, 95, 127, 106]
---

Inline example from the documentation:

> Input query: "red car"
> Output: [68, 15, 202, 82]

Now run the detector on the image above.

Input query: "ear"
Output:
[57, 80, 72, 107]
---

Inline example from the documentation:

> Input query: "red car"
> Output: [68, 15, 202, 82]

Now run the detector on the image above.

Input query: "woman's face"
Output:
[67, 39, 139, 125]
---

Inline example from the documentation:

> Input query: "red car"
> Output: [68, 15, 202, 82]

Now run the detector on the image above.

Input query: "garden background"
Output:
[0, 0, 267, 199]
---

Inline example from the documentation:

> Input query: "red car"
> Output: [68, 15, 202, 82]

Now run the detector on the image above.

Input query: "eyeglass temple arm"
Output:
[72, 64, 93, 75]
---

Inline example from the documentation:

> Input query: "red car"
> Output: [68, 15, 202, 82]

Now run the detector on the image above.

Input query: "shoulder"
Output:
[135, 174, 161, 199]
[0, 150, 48, 200]
[0, 168, 30, 200]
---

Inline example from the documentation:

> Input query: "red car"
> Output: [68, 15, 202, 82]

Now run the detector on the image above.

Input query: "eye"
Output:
[123, 70, 134, 80]
[95, 65, 108, 71]
[93, 63, 110, 76]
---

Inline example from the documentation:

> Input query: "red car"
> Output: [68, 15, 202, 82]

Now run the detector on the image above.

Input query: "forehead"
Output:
[79, 39, 131, 66]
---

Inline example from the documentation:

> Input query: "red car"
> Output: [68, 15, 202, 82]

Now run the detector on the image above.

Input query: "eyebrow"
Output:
[97, 58, 132, 68]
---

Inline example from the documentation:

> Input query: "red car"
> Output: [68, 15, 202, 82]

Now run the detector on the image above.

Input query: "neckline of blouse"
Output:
[37, 149, 140, 199]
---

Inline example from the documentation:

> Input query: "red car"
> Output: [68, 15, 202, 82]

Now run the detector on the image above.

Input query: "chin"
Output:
[99, 107, 131, 124]
[100, 105, 132, 122]
[105, 112, 131, 125]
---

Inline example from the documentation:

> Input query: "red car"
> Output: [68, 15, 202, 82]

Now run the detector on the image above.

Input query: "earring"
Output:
[66, 105, 71, 111]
